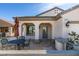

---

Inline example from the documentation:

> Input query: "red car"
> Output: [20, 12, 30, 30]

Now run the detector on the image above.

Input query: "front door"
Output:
[42, 26, 48, 39]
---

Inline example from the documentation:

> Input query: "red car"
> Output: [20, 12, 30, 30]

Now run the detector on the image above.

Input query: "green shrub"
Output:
[68, 31, 79, 44]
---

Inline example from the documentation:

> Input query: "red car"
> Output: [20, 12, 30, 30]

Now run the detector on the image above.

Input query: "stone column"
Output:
[19, 23, 22, 36]
[35, 23, 39, 40]
[22, 24, 26, 36]
[51, 23, 54, 39]
[9, 27, 13, 36]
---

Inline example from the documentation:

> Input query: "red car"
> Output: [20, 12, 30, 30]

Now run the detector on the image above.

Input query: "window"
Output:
[0, 27, 8, 32]
[5, 28, 8, 32]
[26, 25, 35, 36]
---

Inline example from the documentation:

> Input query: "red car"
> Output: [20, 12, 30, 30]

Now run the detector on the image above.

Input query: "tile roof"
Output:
[0, 19, 13, 27]
[61, 5, 79, 15]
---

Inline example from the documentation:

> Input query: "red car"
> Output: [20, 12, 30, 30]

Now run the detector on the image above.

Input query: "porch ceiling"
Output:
[13, 15, 61, 21]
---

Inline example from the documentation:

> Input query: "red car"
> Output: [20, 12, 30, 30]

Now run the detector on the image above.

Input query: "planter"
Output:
[55, 40, 64, 50]
[55, 38, 68, 50]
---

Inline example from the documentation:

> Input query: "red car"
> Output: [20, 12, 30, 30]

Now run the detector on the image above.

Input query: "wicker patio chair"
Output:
[24, 39, 30, 47]
[18, 36, 26, 49]
[1, 38, 8, 50]
[19, 36, 31, 46]
[18, 36, 25, 39]
[1, 38, 17, 50]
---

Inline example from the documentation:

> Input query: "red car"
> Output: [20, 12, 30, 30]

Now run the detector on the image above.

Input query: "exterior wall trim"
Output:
[70, 21, 79, 24]
[13, 15, 61, 21]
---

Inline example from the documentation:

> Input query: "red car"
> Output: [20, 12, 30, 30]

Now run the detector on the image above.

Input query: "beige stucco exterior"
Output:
[61, 7, 79, 38]
[54, 18, 64, 38]
[16, 7, 63, 40]
[13, 5, 79, 50]
[16, 6, 79, 40]
[1, 5, 79, 51]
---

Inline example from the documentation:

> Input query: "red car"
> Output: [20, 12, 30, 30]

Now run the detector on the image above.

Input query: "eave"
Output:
[13, 15, 61, 21]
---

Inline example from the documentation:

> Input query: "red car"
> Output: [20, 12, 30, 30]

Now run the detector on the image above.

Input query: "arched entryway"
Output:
[39, 23, 52, 39]
[22, 23, 35, 39]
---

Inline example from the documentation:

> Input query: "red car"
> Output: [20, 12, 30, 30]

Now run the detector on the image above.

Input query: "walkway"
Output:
[0, 50, 79, 56]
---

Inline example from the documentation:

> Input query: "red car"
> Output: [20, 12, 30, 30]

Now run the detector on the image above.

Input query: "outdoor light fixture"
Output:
[66, 21, 70, 27]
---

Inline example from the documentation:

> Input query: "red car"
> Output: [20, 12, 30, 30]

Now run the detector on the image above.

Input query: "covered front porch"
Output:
[21, 23, 52, 40]
[5, 16, 61, 50]
[16, 16, 61, 40]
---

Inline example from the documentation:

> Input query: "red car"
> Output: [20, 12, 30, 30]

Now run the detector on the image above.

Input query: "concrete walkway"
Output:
[0, 50, 79, 56]
[0, 50, 47, 56]
[47, 50, 79, 56]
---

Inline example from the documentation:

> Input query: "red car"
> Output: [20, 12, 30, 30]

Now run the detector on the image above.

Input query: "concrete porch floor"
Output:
[0, 40, 56, 50]
[23, 40, 55, 50]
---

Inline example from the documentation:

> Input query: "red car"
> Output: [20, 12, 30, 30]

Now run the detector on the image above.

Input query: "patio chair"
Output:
[18, 36, 25, 39]
[1, 38, 8, 49]
[25, 40, 31, 46]
[1, 38, 17, 50]
[24, 39, 30, 47]
[18, 36, 26, 49]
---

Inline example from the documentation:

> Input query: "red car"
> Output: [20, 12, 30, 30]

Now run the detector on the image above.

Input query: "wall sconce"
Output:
[66, 21, 70, 27]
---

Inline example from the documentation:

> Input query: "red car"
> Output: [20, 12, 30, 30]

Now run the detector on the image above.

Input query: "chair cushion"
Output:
[1, 38, 8, 45]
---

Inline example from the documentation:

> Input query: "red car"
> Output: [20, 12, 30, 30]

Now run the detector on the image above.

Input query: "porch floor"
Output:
[23, 40, 56, 50]
[0, 39, 56, 50]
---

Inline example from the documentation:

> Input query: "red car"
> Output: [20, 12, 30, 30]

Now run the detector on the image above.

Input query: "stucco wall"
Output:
[63, 8, 79, 21]
[69, 24, 79, 34]
[39, 8, 62, 16]
[54, 18, 64, 38]
[62, 7, 79, 36]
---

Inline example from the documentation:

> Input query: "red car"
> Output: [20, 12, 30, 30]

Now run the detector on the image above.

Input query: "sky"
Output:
[0, 3, 78, 22]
